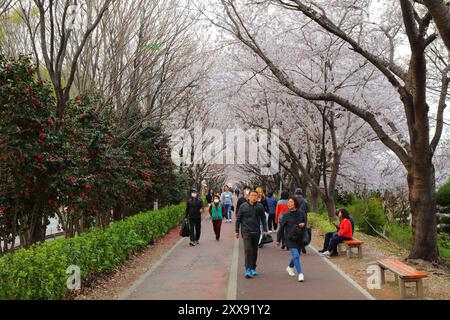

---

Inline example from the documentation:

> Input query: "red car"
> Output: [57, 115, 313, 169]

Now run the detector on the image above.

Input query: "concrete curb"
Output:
[309, 244, 377, 300]
[227, 238, 239, 300]
[117, 236, 187, 300]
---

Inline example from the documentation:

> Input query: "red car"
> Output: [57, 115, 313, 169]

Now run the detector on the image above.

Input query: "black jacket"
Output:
[206, 193, 213, 204]
[236, 202, 268, 234]
[296, 195, 309, 217]
[185, 197, 204, 219]
[259, 198, 269, 213]
[236, 197, 247, 213]
[277, 209, 307, 249]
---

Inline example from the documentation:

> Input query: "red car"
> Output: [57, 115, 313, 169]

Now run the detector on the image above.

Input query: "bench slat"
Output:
[378, 259, 428, 279]
[344, 240, 364, 246]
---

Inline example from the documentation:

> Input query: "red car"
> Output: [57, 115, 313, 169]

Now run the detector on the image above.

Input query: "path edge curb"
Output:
[309, 245, 377, 300]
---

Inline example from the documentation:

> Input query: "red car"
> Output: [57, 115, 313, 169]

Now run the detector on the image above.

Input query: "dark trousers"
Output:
[212, 220, 222, 240]
[322, 231, 338, 251]
[268, 214, 277, 231]
[189, 218, 201, 242]
[329, 236, 352, 254]
[243, 232, 260, 270]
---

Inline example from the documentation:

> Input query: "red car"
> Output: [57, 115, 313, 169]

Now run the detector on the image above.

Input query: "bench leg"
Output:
[358, 246, 362, 259]
[380, 268, 386, 285]
[399, 279, 407, 299]
[416, 279, 424, 300]
[394, 274, 399, 285]
[346, 246, 351, 259]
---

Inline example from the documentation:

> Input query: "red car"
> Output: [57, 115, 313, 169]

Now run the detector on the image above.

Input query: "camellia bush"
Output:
[0, 204, 186, 300]
[0, 54, 188, 253]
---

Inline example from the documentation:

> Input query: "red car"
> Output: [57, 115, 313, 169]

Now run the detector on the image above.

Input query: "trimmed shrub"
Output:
[347, 198, 387, 236]
[385, 222, 413, 250]
[0, 204, 185, 300]
[308, 213, 336, 234]
[437, 180, 450, 210]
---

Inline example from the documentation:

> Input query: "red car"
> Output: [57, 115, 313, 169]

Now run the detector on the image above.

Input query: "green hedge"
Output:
[0, 204, 186, 300]
[437, 180, 450, 209]
[308, 213, 337, 234]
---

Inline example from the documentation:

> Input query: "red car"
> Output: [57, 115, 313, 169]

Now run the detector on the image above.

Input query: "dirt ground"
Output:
[310, 229, 450, 300]
[74, 225, 183, 300]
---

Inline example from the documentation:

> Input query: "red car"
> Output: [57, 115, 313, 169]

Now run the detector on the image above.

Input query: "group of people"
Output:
[184, 185, 354, 283]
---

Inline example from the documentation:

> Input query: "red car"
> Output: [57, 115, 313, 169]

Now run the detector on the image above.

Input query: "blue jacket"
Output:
[267, 196, 278, 215]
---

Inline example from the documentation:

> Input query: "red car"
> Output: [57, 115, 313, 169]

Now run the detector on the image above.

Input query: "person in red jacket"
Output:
[320, 209, 353, 258]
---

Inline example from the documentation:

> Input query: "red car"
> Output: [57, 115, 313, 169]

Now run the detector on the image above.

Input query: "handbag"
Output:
[303, 227, 312, 246]
[179, 219, 190, 237]
[261, 234, 273, 245]
[287, 225, 304, 243]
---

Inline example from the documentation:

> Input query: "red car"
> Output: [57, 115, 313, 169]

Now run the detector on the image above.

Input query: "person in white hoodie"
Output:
[220, 185, 234, 223]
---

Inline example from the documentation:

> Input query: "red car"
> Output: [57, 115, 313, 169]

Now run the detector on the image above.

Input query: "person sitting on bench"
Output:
[320, 209, 353, 258]
[319, 209, 355, 254]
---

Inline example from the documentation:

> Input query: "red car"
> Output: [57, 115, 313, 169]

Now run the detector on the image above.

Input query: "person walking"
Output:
[276, 197, 307, 282]
[276, 191, 290, 250]
[320, 208, 353, 258]
[220, 185, 233, 223]
[206, 189, 214, 208]
[235, 186, 251, 217]
[267, 192, 278, 233]
[295, 188, 309, 254]
[236, 190, 268, 279]
[185, 187, 204, 247]
[209, 195, 225, 241]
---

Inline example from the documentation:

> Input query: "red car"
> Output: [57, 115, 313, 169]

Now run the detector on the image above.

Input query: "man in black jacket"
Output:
[185, 187, 204, 246]
[235, 191, 268, 279]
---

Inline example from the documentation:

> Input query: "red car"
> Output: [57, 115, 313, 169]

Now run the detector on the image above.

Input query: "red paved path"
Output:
[122, 217, 370, 300]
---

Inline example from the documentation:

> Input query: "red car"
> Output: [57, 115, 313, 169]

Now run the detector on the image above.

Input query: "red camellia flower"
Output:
[84, 183, 92, 190]
[48, 199, 54, 206]
[28, 67, 34, 73]
[67, 208, 74, 215]
[27, 87, 34, 94]
[31, 98, 41, 106]
[69, 135, 75, 142]
[39, 133, 46, 141]
[47, 119, 52, 125]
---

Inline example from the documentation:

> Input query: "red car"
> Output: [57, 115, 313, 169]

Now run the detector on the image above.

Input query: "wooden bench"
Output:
[376, 259, 428, 300]
[338, 239, 364, 259]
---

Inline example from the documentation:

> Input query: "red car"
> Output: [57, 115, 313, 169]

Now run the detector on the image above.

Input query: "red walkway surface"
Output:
[124, 218, 236, 300]
[122, 218, 370, 300]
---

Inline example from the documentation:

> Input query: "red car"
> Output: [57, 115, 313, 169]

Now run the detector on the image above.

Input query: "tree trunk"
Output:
[324, 197, 337, 222]
[310, 187, 320, 213]
[407, 161, 439, 261]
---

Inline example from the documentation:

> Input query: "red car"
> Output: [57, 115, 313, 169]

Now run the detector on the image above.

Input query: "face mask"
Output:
[191, 193, 197, 198]
[214, 199, 219, 204]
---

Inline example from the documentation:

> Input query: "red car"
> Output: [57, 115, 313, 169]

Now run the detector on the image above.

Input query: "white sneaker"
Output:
[298, 273, 305, 282]
[320, 251, 330, 257]
[286, 266, 296, 277]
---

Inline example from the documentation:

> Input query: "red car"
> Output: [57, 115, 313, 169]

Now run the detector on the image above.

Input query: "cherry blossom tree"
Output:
[205, 0, 449, 261]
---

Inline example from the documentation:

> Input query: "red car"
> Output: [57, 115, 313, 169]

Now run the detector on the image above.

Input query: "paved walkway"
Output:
[120, 217, 372, 300]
